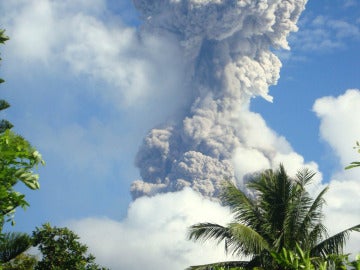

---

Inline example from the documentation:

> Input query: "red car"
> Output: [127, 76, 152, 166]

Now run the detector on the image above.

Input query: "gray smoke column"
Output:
[131, 0, 308, 199]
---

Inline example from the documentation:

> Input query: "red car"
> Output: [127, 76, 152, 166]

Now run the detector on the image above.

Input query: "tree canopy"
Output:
[32, 223, 108, 270]
[188, 164, 360, 269]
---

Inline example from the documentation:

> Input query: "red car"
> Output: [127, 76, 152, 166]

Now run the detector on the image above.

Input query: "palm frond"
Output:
[301, 186, 328, 227]
[248, 164, 292, 246]
[296, 186, 329, 248]
[188, 222, 269, 257]
[188, 223, 230, 245]
[186, 260, 250, 270]
[345, 162, 360, 170]
[302, 223, 328, 253]
[311, 224, 360, 257]
[220, 181, 265, 231]
[227, 223, 269, 256]
[283, 187, 312, 249]
[295, 167, 317, 187]
[0, 232, 32, 263]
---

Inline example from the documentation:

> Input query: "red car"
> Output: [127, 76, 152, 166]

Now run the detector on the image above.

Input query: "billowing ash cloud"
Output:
[131, 0, 308, 199]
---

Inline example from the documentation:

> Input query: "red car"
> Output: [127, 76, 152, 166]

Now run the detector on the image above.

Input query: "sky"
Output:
[0, 0, 360, 269]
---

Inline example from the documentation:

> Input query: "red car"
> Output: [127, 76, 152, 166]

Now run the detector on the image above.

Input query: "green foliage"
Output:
[0, 30, 12, 133]
[1, 253, 37, 270]
[0, 232, 35, 270]
[0, 28, 44, 234]
[271, 245, 360, 270]
[0, 130, 44, 231]
[0, 100, 13, 133]
[187, 261, 247, 270]
[271, 243, 327, 270]
[0, 30, 12, 132]
[188, 164, 360, 270]
[0, 232, 32, 263]
[207, 267, 243, 270]
[345, 141, 360, 169]
[349, 254, 360, 270]
[0, 30, 8, 44]
[32, 223, 108, 270]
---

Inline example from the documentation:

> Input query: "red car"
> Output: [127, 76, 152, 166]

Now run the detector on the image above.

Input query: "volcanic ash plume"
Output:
[131, 0, 308, 200]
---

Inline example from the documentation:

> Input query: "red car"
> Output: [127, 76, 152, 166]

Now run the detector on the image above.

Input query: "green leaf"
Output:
[0, 129, 44, 233]
[22, 178, 40, 190]
[345, 162, 360, 170]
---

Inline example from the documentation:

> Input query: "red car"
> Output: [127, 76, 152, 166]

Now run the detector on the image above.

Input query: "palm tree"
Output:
[0, 232, 33, 263]
[188, 164, 360, 269]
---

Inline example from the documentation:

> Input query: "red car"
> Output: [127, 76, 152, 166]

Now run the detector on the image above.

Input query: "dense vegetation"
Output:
[32, 224, 108, 270]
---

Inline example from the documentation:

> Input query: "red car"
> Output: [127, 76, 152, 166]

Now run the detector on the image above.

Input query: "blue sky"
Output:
[0, 0, 360, 269]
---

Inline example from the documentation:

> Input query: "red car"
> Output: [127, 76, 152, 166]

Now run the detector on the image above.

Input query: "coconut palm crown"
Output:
[188, 164, 360, 269]
[0, 232, 32, 264]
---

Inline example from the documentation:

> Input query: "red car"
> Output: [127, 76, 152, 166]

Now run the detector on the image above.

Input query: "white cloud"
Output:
[290, 15, 360, 53]
[62, 15, 186, 107]
[0, 0, 187, 110]
[313, 89, 360, 255]
[233, 147, 270, 181]
[329, 20, 360, 40]
[0, 0, 55, 64]
[0, 0, 190, 179]
[68, 188, 238, 270]
[343, 0, 357, 8]
[323, 178, 360, 255]
[313, 89, 360, 167]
